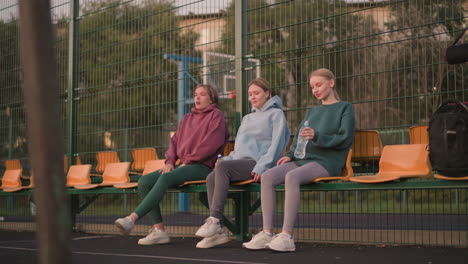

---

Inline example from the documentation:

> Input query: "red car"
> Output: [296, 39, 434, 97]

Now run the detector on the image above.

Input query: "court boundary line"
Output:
[72, 235, 113, 240]
[0, 240, 35, 244]
[0, 246, 267, 264]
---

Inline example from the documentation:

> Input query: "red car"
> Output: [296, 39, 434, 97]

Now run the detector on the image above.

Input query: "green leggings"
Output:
[135, 163, 211, 224]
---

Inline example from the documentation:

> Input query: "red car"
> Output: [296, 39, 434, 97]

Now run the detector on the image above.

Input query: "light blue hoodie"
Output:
[223, 95, 290, 175]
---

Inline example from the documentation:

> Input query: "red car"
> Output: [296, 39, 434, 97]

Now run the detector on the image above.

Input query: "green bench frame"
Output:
[2, 179, 468, 240]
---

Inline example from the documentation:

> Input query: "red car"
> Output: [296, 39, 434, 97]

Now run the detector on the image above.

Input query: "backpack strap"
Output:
[438, 99, 468, 112]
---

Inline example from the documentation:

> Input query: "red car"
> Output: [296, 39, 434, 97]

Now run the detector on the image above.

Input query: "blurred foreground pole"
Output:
[18, 1, 71, 263]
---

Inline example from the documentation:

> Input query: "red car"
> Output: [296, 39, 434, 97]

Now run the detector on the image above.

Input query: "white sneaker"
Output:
[265, 233, 295, 252]
[114, 216, 135, 235]
[242, 231, 273, 250]
[195, 217, 223, 237]
[138, 227, 170, 245]
[196, 231, 230, 248]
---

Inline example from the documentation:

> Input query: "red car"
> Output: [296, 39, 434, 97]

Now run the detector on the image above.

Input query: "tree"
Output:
[344, 0, 467, 133]
[0, 20, 21, 107]
[380, 0, 467, 127]
[75, 0, 199, 156]
[218, 0, 467, 136]
[0, 19, 27, 161]
[218, 0, 378, 129]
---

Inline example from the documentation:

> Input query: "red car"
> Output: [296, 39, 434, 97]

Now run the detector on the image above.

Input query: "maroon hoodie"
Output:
[165, 104, 229, 168]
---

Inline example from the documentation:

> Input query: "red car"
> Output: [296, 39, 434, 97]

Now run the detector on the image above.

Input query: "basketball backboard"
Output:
[203, 51, 260, 98]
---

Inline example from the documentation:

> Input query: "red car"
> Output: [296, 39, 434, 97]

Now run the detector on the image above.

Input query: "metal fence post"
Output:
[235, 0, 248, 125]
[67, 0, 79, 170]
[7, 112, 14, 211]
[18, 0, 71, 262]
[8, 111, 12, 159]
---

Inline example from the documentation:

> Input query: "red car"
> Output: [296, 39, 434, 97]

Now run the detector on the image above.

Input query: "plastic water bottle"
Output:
[215, 154, 222, 167]
[294, 120, 309, 159]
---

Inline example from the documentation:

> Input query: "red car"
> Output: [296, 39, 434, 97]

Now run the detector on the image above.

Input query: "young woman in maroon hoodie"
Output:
[115, 84, 229, 245]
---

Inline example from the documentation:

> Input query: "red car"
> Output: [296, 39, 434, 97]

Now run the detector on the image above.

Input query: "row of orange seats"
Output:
[0, 148, 163, 192]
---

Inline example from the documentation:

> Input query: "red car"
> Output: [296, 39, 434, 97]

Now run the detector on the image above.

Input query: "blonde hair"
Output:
[248, 78, 271, 98]
[310, 68, 340, 101]
[196, 84, 219, 105]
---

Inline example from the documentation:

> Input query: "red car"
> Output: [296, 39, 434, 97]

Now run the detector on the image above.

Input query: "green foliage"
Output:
[0, 19, 28, 160]
[1, 0, 467, 161]
[219, 0, 381, 129]
[219, 0, 467, 132]
[0, 20, 20, 107]
[337, 0, 467, 129]
[0, 0, 202, 161]
[76, 0, 199, 154]
[381, 0, 468, 126]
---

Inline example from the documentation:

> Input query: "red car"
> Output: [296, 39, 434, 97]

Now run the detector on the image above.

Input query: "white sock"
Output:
[209, 216, 220, 223]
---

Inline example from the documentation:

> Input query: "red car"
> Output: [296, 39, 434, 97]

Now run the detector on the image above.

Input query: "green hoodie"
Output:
[285, 101, 355, 176]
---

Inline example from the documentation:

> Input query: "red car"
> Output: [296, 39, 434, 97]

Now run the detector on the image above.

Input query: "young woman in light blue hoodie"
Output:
[195, 78, 290, 249]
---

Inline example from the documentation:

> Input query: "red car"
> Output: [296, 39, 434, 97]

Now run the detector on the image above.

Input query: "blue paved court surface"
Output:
[1, 231, 467, 264]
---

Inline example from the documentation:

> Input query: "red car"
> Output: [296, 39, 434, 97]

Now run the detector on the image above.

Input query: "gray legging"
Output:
[206, 159, 257, 220]
[261, 161, 329, 233]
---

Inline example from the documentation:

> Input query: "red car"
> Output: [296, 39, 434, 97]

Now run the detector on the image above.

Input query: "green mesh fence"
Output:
[1, 0, 468, 246]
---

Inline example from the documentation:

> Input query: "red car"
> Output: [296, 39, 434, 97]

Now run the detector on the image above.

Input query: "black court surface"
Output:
[1, 231, 467, 264]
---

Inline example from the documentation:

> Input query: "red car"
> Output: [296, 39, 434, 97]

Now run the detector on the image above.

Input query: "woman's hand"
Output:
[277, 156, 291, 165]
[300, 127, 315, 140]
[160, 163, 175, 174]
[251, 172, 261, 182]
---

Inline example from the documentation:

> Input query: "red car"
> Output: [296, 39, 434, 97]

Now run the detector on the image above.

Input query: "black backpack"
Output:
[428, 99, 468, 177]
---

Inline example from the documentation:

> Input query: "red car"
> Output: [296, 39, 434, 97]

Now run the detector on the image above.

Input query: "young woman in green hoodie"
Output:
[194, 78, 290, 249]
[243, 68, 355, 252]
[114, 84, 229, 246]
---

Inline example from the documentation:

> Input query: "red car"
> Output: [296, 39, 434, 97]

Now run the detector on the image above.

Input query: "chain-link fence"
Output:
[1, 0, 467, 246]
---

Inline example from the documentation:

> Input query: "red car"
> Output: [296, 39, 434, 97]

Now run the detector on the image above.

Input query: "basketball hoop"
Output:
[203, 51, 260, 99]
